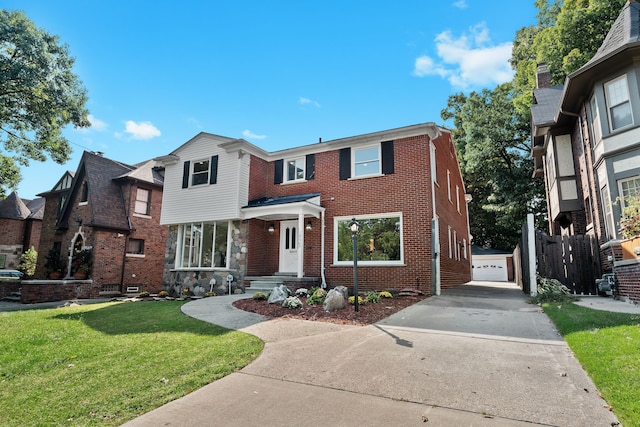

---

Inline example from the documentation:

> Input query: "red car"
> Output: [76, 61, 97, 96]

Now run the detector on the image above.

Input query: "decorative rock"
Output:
[267, 284, 289, 304]
[323, 288, 346, 312]
[333, 285, 349, 300]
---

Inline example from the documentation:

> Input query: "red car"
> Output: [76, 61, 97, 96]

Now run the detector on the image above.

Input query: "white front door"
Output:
[279, 220, 299, 273]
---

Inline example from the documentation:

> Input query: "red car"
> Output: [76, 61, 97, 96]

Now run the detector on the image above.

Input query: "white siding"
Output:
[160, 134, 248, 225]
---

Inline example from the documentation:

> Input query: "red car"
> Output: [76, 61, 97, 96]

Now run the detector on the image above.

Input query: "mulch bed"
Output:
[232, 294, 427, 326]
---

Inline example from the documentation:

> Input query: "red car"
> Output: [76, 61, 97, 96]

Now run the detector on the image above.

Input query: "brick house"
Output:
[0, 191, 44, 270]
[530, 1, 640, 303]
[156, 123, 472, 296]
[34, 151, 167, 296]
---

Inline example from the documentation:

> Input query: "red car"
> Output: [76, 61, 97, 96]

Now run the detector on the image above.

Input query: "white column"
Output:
[297, 213, 305, 278]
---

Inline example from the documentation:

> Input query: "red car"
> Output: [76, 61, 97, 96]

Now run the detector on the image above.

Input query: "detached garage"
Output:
[471, 246, 513, 282]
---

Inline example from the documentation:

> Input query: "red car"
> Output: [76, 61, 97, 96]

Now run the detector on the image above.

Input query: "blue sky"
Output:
[6, 0, 537, 200]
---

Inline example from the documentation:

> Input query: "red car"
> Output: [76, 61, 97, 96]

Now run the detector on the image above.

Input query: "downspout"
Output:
[430, 141, 441, 295]
[321, 209, 327, 288]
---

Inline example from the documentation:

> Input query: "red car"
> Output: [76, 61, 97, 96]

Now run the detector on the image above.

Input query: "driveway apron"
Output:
[124, 282, 620, 426]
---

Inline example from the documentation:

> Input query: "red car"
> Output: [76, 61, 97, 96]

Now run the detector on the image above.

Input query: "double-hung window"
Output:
[334, 213, 403, 265]
[178, 221, 229, 268]
[286, 158, 305, 182]
[353, 145, 381, 177]
[619, 176, 640, 208]
[127, 239, 145, 255]
[134, 188, 150, 215]
[605, 75, 633, 131]
[191, 159, 210, 186]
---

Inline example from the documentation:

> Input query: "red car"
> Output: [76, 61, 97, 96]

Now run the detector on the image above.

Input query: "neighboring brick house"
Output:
[156, 123, 472, 296]
[35, 151, 167, 295]
[531, 1, 640, 303]
[0, 191, 44, 270]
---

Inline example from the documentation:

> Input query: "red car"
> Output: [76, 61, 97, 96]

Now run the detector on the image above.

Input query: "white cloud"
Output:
[88, 114, 107, 131]
[453, 0, 468, 9]
[242, 129, 267, 140]
[412, 22, 514, 89]
[299, 96, 321, 107]
[123, 120, 161, 140]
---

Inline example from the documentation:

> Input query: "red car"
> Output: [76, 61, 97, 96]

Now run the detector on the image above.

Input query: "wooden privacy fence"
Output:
[534, 232, 601, 295]
[514, 214, 601, 295]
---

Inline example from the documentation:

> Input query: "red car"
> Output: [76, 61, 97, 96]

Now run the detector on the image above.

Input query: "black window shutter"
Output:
[274, 159, 283, 184]
[339, 148, 351, 180]
[305, 154, 315, 180]
[381, 140, 395, 175]
[209, 155, 218, 184]
[182, 161, 190, 188]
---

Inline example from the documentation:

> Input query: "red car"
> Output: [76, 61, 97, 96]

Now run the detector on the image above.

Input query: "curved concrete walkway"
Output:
[121, 282, 626, 427]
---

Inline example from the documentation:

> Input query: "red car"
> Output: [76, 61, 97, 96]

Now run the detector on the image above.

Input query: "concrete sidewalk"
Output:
[122, 282, 622, 427]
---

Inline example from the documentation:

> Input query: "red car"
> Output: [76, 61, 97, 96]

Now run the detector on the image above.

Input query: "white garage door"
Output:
[472, 257, 508, 282]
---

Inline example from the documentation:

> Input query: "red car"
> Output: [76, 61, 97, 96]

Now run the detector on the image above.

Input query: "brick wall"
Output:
[246, 130, 471, 293]
[615, 261, 640, 304]
[20, 280, 100, 303]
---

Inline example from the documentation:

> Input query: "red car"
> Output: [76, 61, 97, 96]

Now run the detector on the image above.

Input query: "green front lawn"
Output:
[0, 301, 263, 426]
[542, 302, 640, 426]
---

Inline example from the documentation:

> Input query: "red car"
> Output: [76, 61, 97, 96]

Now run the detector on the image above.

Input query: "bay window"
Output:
[177, 221, 229, 268]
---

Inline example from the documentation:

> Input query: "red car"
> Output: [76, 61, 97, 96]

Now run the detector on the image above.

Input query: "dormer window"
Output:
[605, 75, 632, 131]
[79, 183, 88, 204]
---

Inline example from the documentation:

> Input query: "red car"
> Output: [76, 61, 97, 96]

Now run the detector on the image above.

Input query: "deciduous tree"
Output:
[0, 10, 90, 196]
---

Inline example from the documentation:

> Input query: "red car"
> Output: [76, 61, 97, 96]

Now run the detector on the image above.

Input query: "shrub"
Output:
[158, 290, 169, 298]
[618, 193, 640, 239]
[18, 247, 37, 277]
[205, 292, 217, 297]
[308, 286, 319, 296]
[295, 288, 309, 297]
[307, 288, 327, 305]
[364, 291, 380, 304]
[253, 292, 268, 301]
[531, 276, 576, 304]
[139, 291, 150, 298]
[348, 296, 364, 305]
[282, 296, 303, 309]
[379, 291, 393, 299]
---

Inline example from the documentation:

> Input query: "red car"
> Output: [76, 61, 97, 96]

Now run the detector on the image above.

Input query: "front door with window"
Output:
[279, 220, 299, 273]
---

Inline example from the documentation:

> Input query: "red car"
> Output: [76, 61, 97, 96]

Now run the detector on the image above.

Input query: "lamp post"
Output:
[349, 217, 359, 312]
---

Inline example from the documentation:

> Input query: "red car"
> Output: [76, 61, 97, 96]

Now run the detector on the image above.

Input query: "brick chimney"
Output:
[536, 62, 551, 89]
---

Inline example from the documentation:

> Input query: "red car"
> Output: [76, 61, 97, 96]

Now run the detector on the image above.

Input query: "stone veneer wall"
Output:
[162, 221, 248, 296]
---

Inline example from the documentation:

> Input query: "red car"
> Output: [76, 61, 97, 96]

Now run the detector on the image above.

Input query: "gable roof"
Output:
[0, 191, 31, 220]
[25, 197, 45, 220]
[57, 151, 164, 230]
[561, 0, 640, 112]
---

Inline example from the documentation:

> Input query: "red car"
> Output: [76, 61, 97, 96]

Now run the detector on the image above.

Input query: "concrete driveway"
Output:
[124, 281, 621, 426]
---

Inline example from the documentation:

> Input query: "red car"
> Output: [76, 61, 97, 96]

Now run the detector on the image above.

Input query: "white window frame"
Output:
[447, 170, 452, 202]
[618, 175, 640, 209]
[448, 226, 452, 258]
[601, 186, 616, 240]
[284, 157, 306, 183]
[604, 75, 633, 131]
[589, 95, 602, 146]
[191, 159, 210, 186]
[176, 221, 230, 269]
[134, 188, 150, 216]
[352, 144, 381, 178]
[126, 238, 145, 257]
[456, 185, 460, 213]
[333, 212, 404, 266]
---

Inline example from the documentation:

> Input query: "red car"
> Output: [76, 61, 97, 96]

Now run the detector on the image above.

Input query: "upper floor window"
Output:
[589, 95, 602, 145]
[447, 170, 452, 201]
[80, 183, 88, 203]
[286, 158, 305, 182]
[192, 159, 210, 186]
[134, 188, 150, 215]
[353, 145, 381, 177]
[127, 239, 145, 255]
[605, 75, 632, 131]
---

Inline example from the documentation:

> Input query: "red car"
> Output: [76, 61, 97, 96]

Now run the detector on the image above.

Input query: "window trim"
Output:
[126, 238, 145, 256]
[618, 175, 640, 210]
[283, 157, 306, 183]
[351, 144, 382, 179]
[604, 74, 633, 132]
[191, 158, 210, 187]
[134, 188, 151, 216]
[176, 221, 230, 269]
[333, 212, 404, 266]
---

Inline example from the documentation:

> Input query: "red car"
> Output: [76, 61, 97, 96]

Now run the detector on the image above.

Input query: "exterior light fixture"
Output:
[268, 224, 275, 233]
[349, 217, 360, 312]
[306, 220, 312, 231]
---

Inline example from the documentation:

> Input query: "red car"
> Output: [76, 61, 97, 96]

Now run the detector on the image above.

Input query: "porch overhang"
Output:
[241, 193, 324, 221]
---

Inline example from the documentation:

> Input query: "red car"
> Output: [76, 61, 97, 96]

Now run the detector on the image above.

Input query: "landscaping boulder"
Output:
[267, 284, 289, 304]
[333, 285, 349, 300]
[323, 288, 346, 312]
